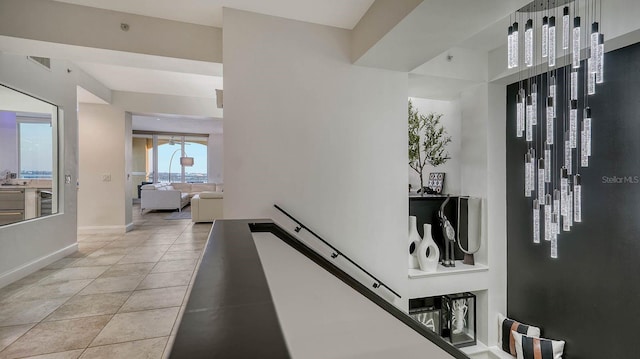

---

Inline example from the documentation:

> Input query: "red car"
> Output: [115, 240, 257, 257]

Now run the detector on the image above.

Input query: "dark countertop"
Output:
[170, 219, 291, 359]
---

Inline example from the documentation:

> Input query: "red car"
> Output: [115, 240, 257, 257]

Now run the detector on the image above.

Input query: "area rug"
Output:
[165, 206, 191, 220]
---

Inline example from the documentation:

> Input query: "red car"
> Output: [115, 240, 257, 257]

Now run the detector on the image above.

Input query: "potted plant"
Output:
[408, 100, 452, 195]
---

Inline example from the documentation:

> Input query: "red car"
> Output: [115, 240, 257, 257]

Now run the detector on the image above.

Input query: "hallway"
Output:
[0, 206, 210, 359]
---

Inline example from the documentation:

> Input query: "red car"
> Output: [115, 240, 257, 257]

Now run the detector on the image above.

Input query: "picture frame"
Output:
[427, 172, 446, 194]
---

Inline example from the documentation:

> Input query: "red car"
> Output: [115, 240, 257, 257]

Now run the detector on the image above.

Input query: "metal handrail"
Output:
[274, 204, 401, 298]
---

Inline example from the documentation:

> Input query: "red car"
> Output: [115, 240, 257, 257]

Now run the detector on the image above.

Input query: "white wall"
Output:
[223, 9, 409, 302]
[408, 97, 461, 195]
[0, 53, 79, 287]
[208, 133, 223, 184]
[77, 103, 128, 232]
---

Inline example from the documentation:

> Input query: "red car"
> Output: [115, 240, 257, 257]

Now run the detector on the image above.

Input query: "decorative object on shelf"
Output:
[498, 314, 541, 356]
[408, 216, 421, 269]
[457, 197, 482, 265]
[427, 172, 445, 194]
[441, 292, 476, 348]
[417, 223, 440, 272]
[408, 100, 452, 196]
[438, 196, 457, 267]
[508, 0, 603, 258]
[512, 331, 566, 359]
[410, 307, 441, 333]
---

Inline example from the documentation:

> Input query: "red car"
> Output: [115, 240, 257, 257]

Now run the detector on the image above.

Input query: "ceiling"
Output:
[76, 62, 223, 98]
[56, 0, 524, 110]
[51, 0, 375, 29]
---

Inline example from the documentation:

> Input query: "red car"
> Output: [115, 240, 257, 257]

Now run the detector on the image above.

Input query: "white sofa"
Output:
[191, 191, 224, 223]
[140, 182, 223, 214]
[140, 183, 191, 212]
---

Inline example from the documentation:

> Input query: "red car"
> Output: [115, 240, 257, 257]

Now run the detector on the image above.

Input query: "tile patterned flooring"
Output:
[0, 206, 211, 359]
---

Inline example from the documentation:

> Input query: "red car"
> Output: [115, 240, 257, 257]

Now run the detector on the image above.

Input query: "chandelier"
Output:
[508, 0, 603, 258]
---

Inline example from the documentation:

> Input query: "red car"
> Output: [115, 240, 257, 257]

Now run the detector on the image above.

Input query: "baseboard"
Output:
[125, 223, 135, 233]
[77, 225, 128, 234]
[0, 243, 78, 289]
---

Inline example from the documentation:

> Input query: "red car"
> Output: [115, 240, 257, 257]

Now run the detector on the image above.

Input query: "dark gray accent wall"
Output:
[506, 42, 640, 359]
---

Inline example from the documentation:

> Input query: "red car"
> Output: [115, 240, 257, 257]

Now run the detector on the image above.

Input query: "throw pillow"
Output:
[512, 331, 565, 359]
[498, 314, 541, 356]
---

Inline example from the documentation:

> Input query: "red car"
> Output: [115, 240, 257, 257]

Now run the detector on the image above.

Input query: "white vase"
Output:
[408, 216, 421, 269]
[417, 223, 440, 272]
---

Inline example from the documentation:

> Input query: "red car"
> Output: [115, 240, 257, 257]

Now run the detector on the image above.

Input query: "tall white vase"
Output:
[408, 216, 421, 269]
[417, 223, 440, 272]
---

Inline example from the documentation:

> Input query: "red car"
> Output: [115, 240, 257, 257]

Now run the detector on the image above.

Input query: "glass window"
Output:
[19, 119, 53, 179]
[184, 137, 207, 183]
[136, 134, 207, 184]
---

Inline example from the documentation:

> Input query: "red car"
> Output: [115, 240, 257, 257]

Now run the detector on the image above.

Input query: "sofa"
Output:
[140, 182, 223, 213]
[191, 191, 224, 223]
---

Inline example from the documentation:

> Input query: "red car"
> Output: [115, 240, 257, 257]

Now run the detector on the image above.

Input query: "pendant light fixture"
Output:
[508, 0, 604, 259]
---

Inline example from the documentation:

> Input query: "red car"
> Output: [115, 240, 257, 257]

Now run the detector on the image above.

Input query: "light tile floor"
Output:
[0, 205, 211, 359]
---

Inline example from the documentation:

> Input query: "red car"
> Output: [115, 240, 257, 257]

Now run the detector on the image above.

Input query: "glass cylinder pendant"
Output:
[551, 215, 558, 258]
[538, 159, 545, 203]
[545, 194, 552, 241]
[546, 97, 554, 145]
[572, 17, 581, 69]
[562, 7, 570, 50]
[533, 199, 540, 244]
[591, 22, 599, 80]
[513, 22, 520, 68]
[596, 33, 604, 83]
[588, 57, 596, 95]
[584, 107, 592, 156]
[526, 96, 533, 142]
[567, 190, 574, 229]
[574, 174, 582, 223]
[525, 19, 533, 67]
[561, 168, 568, 216]
[544, 143, 552, 182]
[565, 139, 572, 175]
[571, 70, 578, 100]
[553, 189, 560, 237]
[542, 16, 549, 58]
[516, 93, 524, 137]
[581, 122, 589, 167]
[591, 22, 599, 63]
[525, 152, 533, 197]
[570, 100, 578, 149]
[549, 17, 557, 67]
[508, 26, 514, 69]
[550, 76, 556, 116]
[531, 83, 537, 125]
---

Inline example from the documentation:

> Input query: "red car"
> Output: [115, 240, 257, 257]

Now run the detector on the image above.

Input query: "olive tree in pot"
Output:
[408, 100, 452, 195]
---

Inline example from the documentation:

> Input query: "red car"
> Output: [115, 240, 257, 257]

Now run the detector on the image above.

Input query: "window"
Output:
[133, 133, 208, 184]
[18, 118, 53, 179]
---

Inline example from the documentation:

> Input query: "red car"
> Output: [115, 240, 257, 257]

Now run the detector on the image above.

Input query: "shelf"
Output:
[408, 261, 488, 279]
[459, 342, 514, 359]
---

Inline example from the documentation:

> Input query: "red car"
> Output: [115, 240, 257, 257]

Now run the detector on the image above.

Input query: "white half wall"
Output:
[223, 9, 409, 302]
[408, 97, 461, 195]
[0, 52, 79, 288]
[77, 103, 128, 231]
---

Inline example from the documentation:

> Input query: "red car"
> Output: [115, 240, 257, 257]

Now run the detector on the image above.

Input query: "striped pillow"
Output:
[498, 314, 541, 356]
[512, 331, 565, 359]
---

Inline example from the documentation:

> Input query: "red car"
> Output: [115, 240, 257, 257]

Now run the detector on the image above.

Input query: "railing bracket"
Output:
[294, 226, 301, 233]
[331, 253, 338, 259]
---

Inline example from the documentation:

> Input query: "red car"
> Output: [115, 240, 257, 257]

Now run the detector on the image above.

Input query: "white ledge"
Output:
[408, 261, 489, 279]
